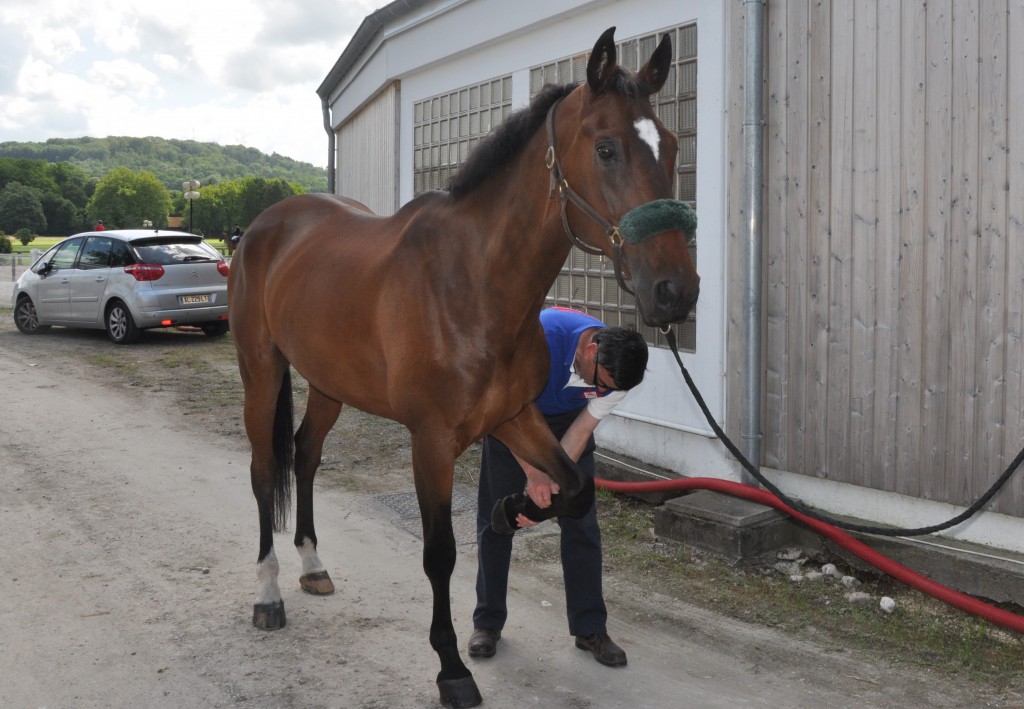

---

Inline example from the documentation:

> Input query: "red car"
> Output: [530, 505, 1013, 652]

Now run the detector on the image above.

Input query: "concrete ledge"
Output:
[654, 490, 801, 562]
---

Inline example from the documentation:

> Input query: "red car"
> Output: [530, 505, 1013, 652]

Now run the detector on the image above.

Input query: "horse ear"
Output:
[638, 32, 673, 95]
[587, 27, 618, 94]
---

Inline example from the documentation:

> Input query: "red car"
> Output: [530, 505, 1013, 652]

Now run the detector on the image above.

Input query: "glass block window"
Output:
[413, 76, 513, 195]
[534, 24, 698, 352]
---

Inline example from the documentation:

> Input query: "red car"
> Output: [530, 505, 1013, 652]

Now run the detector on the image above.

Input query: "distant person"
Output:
[228, 225, 243, 255]
[95, 220, 105, 231]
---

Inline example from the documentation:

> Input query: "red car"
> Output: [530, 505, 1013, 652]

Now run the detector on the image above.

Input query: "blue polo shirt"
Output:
[535, 308, 624, 418]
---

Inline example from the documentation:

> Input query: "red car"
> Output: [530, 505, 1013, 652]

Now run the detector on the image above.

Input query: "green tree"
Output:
[39, 192, 83, 236]
[0, 233, 11, 254]
[88, 167, 171, 229]
[15, 227, 35, 246]
[176, 177, 303, 235]
[0, 181, 47, 234]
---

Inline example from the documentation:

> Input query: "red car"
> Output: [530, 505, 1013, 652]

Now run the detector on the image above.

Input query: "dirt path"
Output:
[0, 329, 997, 708]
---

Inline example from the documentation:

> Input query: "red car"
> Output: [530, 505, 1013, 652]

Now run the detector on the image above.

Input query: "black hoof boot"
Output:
[252, 600, 287, 630]
[490, 493, 524, 535]
[437, 675, 483, 708]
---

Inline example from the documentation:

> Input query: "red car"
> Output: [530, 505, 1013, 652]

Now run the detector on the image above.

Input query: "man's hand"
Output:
[525, 469, 560, 509]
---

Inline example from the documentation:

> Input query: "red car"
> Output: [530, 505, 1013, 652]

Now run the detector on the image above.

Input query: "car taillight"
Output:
[125, 263, 165, 281]
[217, 261, 230, 277]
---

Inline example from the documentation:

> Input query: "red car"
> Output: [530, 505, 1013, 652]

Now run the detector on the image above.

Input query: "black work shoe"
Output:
[575, 633, 627, 667]
[468, 628, 501, 658]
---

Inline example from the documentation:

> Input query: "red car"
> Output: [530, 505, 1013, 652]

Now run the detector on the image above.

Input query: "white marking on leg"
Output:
[255, 547, 282, 604]
[297, 537, 327, 576]
[634, 117, 661, 162]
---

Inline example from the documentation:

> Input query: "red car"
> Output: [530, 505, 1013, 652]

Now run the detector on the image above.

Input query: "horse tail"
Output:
[271, 367, 295, 532]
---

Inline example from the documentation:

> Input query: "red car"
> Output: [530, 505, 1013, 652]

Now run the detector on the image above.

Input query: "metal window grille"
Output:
[413, 76, 512, 195]
[533, 24, 698, 352]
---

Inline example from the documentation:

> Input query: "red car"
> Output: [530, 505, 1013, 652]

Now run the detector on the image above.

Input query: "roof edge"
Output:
[316, 0, 436, 98]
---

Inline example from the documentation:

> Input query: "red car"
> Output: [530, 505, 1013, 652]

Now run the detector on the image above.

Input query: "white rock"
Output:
[846, 592, 873, 605]
[775, 561, 803, 575]
[789, 574, 805, 583]
[821, 563, 841, 578]
[804, 571, 825, 583]
[880, 596, 896, 613]
[777, 547, 804, 561]
[841, 575, 861, 588]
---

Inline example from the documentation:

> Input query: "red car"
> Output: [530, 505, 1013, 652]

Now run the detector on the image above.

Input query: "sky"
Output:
[0, 0, 384, 169]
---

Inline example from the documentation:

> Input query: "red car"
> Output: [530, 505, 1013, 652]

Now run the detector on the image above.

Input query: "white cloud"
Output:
[88, 59, 161, 98]
[0, 0, 375, 167]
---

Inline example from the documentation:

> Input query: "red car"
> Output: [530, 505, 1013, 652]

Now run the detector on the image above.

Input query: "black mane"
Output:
[447, 83, 577, 199]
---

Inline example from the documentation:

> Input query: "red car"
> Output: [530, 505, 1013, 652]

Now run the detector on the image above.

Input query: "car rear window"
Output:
[131, 238, 221, 265]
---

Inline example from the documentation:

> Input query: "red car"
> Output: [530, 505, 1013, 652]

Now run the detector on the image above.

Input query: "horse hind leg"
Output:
[294, 385, 342, 595]
[243, 361, 294, 630]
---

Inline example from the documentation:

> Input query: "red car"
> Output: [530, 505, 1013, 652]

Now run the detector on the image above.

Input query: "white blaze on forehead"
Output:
[634, 118, 661, 162]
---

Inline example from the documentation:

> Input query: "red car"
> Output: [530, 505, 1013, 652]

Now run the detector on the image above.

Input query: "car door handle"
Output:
[94, 276, 106, 282]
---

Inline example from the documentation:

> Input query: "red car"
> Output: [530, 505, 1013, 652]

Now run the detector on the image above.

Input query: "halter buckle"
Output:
[544, 146, 556, 171]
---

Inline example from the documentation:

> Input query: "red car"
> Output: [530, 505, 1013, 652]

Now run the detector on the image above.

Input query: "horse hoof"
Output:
[437, 676, 483, 708]
[300, 571, 336, 595]
[489, 494, 521, 535]
[252, 600, 287, 630]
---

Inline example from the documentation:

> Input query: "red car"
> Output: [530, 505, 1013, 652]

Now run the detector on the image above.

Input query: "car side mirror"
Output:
[38, 262, 53, 276]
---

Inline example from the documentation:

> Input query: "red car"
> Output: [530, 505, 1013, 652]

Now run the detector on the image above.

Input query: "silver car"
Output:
[12, 229, 230, 344]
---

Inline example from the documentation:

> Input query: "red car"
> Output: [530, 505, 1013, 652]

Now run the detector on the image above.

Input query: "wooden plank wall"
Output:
[724, 0, 1024, 516]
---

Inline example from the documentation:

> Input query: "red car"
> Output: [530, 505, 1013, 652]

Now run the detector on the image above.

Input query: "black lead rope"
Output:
[661, 327, 1024, 537]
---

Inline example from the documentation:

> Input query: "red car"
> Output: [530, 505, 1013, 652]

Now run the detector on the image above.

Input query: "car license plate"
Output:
[180, 294, 210, 304]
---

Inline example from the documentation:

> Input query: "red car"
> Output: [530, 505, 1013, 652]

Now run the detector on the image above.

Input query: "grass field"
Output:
[7, 236, 63, 254]
[4, 235, 232, 256]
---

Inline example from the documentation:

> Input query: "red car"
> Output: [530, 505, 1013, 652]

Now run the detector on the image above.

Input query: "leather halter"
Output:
[544, 97, 635, 294]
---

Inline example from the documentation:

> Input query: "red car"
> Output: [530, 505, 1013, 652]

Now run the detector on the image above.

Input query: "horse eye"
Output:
[596, 143, 615, 161]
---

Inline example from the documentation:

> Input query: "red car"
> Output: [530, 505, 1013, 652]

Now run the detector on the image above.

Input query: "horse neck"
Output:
[461, 138, 572, 309]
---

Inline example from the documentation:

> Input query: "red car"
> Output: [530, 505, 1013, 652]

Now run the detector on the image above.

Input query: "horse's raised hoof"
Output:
[490, 493, 523, 535]
[252, 600, 287, 630]
[300, 571, 336, 595]
[437, 676, 483, 708]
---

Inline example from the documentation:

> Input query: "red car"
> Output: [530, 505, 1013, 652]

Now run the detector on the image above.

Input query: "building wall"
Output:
[327, 0, 731, 447]
[337, 82, 399, 215]
[724, 0, 1024, 517]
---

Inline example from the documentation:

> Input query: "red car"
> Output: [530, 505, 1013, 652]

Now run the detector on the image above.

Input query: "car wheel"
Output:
[106, 300, 142, 344]
[14, 296, 49, 334]
[201, 321, 229, 336]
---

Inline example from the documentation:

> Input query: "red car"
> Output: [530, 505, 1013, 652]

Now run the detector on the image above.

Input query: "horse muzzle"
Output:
[637, 272, 700, 327]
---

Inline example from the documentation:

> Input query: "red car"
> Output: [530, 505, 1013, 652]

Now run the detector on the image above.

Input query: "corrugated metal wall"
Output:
[337, 82, 399, 216]
[725, 0, 1024, 516]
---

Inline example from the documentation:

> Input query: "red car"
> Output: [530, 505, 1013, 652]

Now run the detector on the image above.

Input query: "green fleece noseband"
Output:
[618, 199, 697, 245]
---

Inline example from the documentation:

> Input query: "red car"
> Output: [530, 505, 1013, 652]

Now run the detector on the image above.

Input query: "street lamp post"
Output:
[182, 179, 201, 233]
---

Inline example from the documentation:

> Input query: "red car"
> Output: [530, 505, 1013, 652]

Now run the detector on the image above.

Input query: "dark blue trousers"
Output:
[473, 409, 607, 636]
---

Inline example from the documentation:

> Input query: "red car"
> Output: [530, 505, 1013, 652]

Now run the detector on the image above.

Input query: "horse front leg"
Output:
[411, 432, 482, 709]
[488, 405, 594, 533]
[293, 386, 342, 596]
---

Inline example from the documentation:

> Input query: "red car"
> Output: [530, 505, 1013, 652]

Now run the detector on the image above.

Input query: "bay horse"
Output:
[229, 27, 699, 708]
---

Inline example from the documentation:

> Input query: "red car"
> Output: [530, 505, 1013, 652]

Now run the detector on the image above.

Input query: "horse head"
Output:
[546, 27, 700, 327]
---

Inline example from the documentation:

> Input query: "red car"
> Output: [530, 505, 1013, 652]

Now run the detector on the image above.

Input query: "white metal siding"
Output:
[337, 83, 399, 216]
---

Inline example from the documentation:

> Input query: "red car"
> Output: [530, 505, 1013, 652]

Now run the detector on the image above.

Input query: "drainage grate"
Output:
[370, 486, 557, 546]
[373, 487, 476, 519]
[393, 512, 480, 547]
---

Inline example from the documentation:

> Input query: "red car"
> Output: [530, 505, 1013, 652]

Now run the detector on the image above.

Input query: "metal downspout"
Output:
[321, 96, 336, 194]
[740, 0, 766, 486]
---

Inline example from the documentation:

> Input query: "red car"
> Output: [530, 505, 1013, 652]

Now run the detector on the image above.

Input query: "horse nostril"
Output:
[655, 279, 679, 307]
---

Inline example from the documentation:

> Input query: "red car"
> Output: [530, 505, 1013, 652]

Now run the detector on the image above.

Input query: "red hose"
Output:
[595, 476, 1024, 634]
